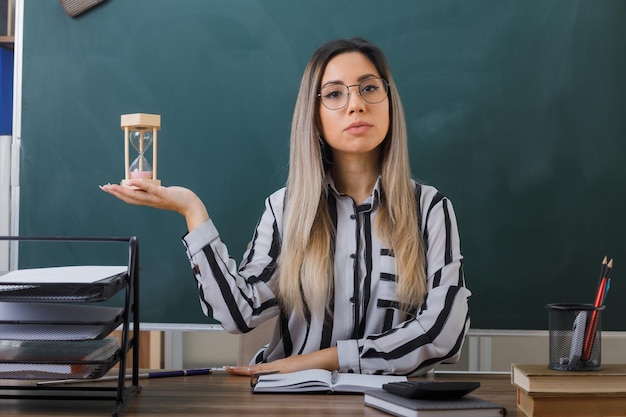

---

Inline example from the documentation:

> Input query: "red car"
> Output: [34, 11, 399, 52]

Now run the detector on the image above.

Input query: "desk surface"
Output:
[1, 372, 519, 416]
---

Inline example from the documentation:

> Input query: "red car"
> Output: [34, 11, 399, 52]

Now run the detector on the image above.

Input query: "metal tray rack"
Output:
[0, 236, 140, 417]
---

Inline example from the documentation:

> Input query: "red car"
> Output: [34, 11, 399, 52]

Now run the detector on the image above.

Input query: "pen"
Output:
[250, 370, 280, 388]
[145, 368, 214, 378]
[602, 279, 611, 305]
[37, 367, 225, 386]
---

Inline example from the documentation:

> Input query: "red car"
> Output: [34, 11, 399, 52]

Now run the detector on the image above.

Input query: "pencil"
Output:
[599, 256, 608, 283]
[581, 258, 613, 361]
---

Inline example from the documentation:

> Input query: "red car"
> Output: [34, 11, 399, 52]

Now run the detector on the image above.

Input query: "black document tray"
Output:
[0, 354, 119, 380]
[0, 302, 124, 340]
[0, 272, 126, 302]
[0, 346, 120, 380]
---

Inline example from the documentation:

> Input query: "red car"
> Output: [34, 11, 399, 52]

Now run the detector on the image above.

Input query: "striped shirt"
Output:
[182, 178, 471, 376]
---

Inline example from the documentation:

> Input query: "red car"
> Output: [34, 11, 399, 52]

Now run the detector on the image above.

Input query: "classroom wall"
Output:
[0, 48, 14, 259]
[0, 135, 10, 270]
[9, 1, 626, 370]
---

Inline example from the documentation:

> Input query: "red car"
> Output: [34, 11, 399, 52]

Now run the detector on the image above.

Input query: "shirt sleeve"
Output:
[181, 189, 285, 333]
[337, 188, 471, 376]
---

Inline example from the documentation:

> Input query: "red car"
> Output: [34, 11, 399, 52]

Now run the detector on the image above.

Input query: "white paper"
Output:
[0, 265, 127, 284]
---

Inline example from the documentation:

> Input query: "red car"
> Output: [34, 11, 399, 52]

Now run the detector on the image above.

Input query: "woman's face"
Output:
[318, 52, 390, 160]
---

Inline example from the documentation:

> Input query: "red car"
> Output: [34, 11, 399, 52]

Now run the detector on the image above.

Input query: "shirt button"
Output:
[350, 214, 356, 220]
[349, 297, 356, 303]
[350, 253, 356, 259]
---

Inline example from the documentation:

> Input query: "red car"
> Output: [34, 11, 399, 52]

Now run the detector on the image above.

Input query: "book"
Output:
[0, 338, 119, 378]
[251, 369, 407, 393]
[511, 363, 626, 394]
[516, 387, 626, 417]
[364, 388, 507, 417]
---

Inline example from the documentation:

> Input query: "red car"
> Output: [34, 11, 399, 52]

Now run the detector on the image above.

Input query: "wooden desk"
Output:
[1, 372, 519, 416]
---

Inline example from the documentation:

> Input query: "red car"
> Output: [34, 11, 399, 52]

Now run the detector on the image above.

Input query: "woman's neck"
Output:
[331, 158, 380, 205]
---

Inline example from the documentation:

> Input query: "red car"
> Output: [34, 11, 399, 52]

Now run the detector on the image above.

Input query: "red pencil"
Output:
[581, 258, 612, 361]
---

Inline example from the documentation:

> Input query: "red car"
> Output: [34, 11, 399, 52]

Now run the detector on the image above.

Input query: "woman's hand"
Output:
[100, 180, 209, 231]
[225, 347, 339, 376]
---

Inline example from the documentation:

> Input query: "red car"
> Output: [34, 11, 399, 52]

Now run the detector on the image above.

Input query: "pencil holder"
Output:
[546, 303, 604, 371]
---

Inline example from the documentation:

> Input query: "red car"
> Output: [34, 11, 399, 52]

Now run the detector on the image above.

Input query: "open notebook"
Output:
[252, 369, 407, 393]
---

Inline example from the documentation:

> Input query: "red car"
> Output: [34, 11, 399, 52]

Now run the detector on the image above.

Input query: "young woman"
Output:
[101, 38, 471, 376]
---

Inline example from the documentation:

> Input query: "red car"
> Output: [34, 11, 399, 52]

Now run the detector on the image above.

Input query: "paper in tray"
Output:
[0, 355, 119, 380]
[0, 266, 127, 302]
[0, 338, 120, 380]
[0, 302, 124, 340]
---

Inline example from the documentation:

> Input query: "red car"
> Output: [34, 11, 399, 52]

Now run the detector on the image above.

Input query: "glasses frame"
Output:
[317, 77, 390, 110]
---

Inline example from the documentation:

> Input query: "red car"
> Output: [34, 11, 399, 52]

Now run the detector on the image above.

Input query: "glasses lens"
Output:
[320, 83, 349, 110]
[359, 78, 388, 104]
[319, 78, 389, 110]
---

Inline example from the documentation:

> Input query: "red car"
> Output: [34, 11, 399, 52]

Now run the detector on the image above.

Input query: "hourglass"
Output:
[120, 113, 161, 186]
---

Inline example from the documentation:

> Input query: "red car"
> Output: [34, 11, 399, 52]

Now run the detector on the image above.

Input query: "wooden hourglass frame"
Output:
[120, 113, 161, 186]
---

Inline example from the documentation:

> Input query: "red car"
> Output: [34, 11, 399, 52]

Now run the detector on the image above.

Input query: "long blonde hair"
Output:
[279, 38, 426, 319]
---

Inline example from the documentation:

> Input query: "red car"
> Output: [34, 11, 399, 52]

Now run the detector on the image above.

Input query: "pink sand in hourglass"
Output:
[129, 170, 153, 179]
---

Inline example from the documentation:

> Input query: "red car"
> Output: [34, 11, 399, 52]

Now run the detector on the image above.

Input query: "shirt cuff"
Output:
[182, 219, 220, 257]
[337, 339, 361, 373]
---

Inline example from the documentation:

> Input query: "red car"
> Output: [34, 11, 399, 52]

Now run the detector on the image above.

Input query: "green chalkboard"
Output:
[19, 0, 626, 330]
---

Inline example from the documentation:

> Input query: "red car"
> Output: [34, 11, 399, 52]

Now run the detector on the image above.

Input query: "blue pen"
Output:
[37, 367, 224, 385]
[147, 368, 213, 378]
[602, 279, 611, 304]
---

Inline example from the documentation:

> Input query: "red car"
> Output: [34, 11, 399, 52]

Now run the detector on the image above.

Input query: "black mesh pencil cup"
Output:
[546, 303, 604, 371]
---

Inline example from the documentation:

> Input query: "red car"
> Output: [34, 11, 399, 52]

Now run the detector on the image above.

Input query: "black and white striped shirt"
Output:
[182, 178, 471, 376]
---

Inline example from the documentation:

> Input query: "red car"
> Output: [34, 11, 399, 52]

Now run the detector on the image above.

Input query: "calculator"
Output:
[382, 380, 480, 400]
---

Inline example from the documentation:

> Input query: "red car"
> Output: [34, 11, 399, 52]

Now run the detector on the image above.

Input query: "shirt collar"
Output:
[325, 173, 383, 209]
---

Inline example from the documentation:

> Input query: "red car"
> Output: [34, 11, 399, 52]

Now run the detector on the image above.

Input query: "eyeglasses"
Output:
[318, 77, 389, 110]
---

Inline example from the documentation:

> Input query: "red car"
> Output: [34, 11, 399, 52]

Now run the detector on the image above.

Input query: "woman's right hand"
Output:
[100, 180, 209, 231]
